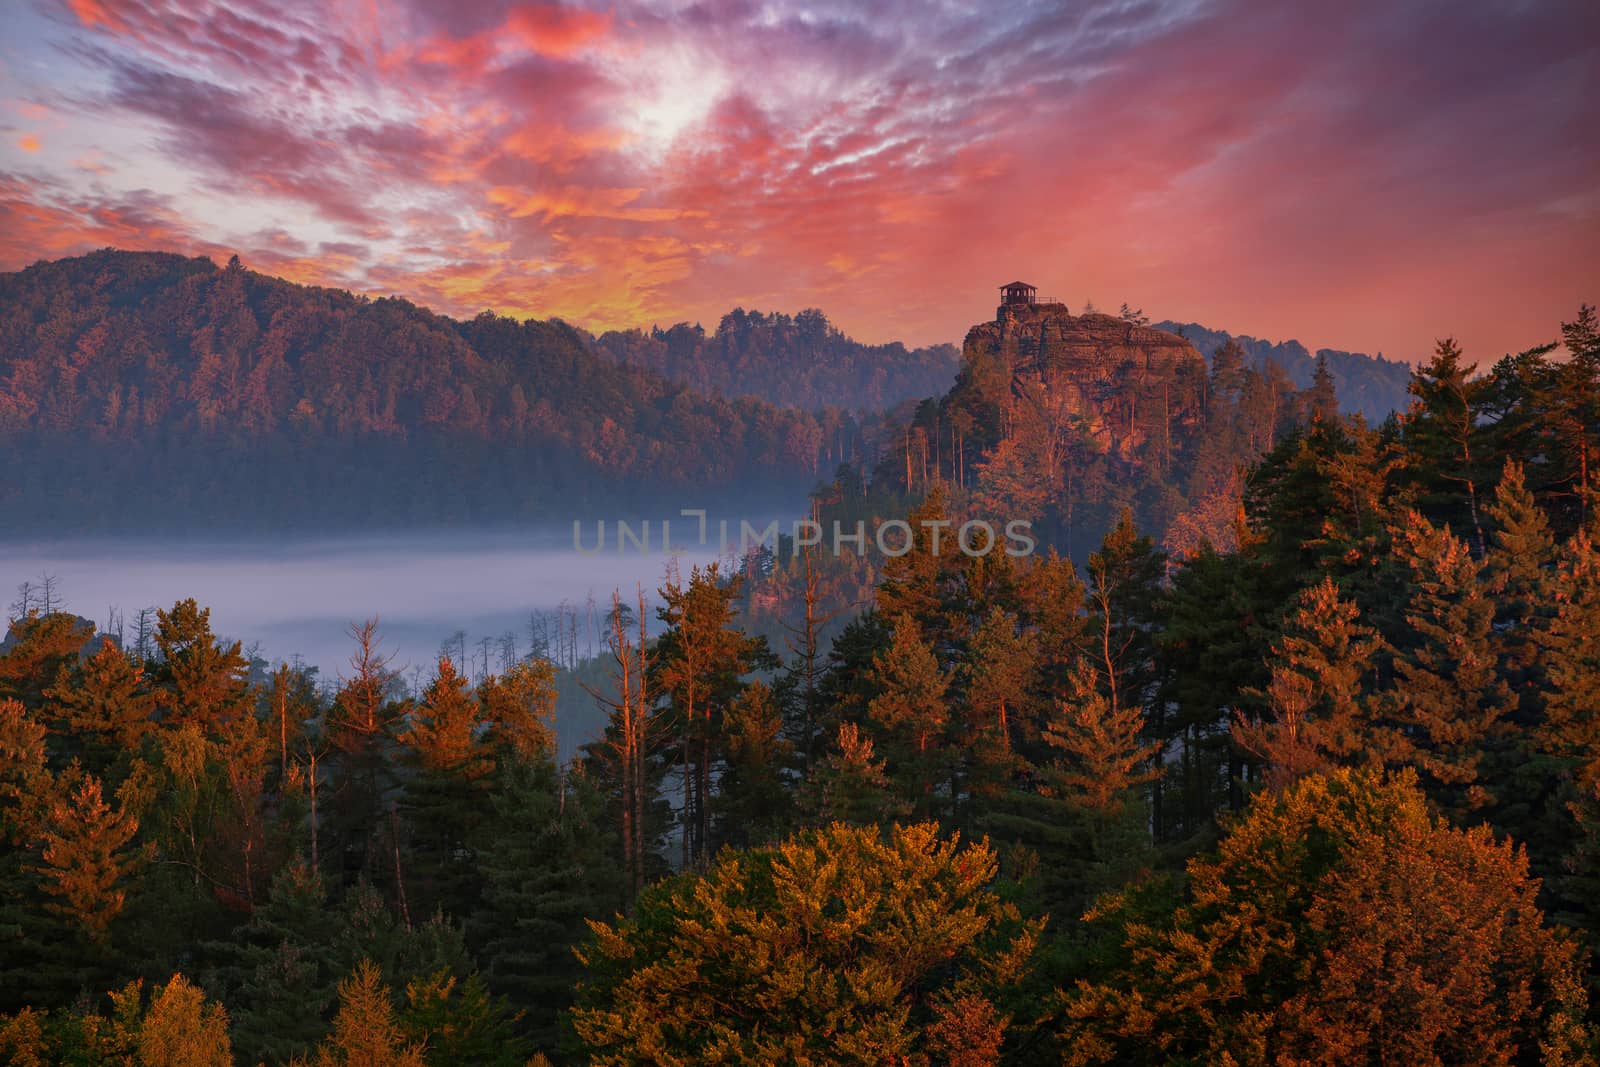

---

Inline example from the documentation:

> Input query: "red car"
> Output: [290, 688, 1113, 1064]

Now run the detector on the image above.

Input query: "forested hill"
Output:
[0, 250, 860, 532]
[588, 308, 960, 411]
[1157, 319, 1414, 423]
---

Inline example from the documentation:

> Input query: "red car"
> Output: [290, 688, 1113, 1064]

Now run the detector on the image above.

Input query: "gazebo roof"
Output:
[999, 280, 1036, 290]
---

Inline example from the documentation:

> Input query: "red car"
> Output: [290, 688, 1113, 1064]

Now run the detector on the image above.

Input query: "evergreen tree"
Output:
[1060, 770, 1594, 1065]
[294, 959, 426, 1067]
[712, 682, 793, 848]
[32, 767, 140, 944]
[0, 611, 95, 711]
[397, 969, 528, 1067]
[1232, 577, 1382, 788]
[151, 599, 253, 733]
[865, 615, 950, 812]
[572, 823, 1041, 1064]
[213, 860, 341, 1064]
[478, 658, 557, 764]
[1381, 512, 1511, 820]
[797, 723, 910, 828]
[472, 755, 620, 1050]
[654, 563, 770, 865]
[1042, 661, 1160, 816]
[45, 638, 155, 770]
[1402, 338, 1491, 555]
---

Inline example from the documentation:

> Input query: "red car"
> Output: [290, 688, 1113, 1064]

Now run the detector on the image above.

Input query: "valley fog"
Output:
[0, 528, 734, 688]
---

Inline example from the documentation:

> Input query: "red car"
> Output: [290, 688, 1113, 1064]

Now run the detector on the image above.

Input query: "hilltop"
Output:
[588, 308, 959, 412]
[0, 250, 843, 531]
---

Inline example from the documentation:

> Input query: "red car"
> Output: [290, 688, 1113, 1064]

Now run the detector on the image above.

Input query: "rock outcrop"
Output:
[959, 302, 1206, 456]
[964, 302, 1203, 382]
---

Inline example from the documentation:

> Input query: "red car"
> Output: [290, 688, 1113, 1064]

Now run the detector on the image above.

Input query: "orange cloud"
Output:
[17, 135, 41, 153]
[487, 184, 696, 223]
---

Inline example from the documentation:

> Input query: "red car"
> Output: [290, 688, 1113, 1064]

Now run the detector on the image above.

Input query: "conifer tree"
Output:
[1232, 577, 1382, 788]
[1382, 512, 1511, 820]
[1548, 304, 1600, 529]
[471, 755, 620, 1050]
[875, 484, 965, 652]
[1485, 459, 1557, 690]
[1084, 509, 1165, 721]
[217, 860, 341, 1065]
[1306, 353, 1338, 423]
[965, 607, 1036, 766]
[1061, 770, 1594, 1065]
[0, 611, 95, 710]
[0, 699, 55, 1012]
[797, 722, 910, 827]
[1403, 338, 1491, 555]
[397, 969, 527, 1066]
[572, 823, 1041, 1064]
[45, 638, 155, 771]
[712, 681, 793, 848]
[399, 658, 492, 927]
[33, 768, 140, 943]
[401, 656, 488, 777]
[582, 589, 663, 904]
[478, 658, 557, 763]
[295, 959, 426, 1067]
[865, 614, 950, 811]
[325, 620, 406, 885]
[1042, 661, 1160, 816]
[654, 563, 769, 867]
[151, 599, 253, 732]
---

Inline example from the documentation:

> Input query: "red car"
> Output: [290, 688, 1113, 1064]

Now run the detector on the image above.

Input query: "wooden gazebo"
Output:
[999, 281, 1037, 306]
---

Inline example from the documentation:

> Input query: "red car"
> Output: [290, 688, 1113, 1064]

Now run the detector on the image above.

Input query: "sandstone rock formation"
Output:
[960, 302, 1206, 456]
[964, 301, 1203, 382]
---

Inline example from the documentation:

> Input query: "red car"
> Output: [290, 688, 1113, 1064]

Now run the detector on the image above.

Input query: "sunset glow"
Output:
[1, 0, 1595, 358]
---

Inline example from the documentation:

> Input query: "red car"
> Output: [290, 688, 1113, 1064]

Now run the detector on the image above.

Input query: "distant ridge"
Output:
[1156, 321, 1413, 423]
[585, 309, 960, 412]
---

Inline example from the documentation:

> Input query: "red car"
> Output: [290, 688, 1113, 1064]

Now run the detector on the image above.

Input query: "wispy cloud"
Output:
[0, 0, 1594, 359]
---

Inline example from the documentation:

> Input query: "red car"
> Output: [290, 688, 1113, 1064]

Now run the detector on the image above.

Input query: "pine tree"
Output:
[397, 969, 527, 1066]
[797, 722, 910, 827]
[45, 638, 155, 769]
[1043, 661, 1160, 816]
[581, 589, 664, 905]
[401, 657, 488, 777]
[1382, 512, 1511, 821]
[213, 859, 341, 1064]
[572, 822, 1041, 1064]
[1484, 459, 1557, 692]
[0, 699, 56, 1013]
[295, 959, 426, 1067]
[865, 615, 950, 811]
[325, 620, 406, 886]
[399, 657, 492, 925]
[32, 768, 140, 944]
[151, 599, 253, 733]
[1402, 338, 1491, 555]
[1306, 353, 1338, 423]
[654, 563, 769, 866]
[1232, 577, 1382, 788]
[1547, 304, 1600, 530]
[1062, 769, 1594, 1065]
[471, 755, 620, 1050]
[0, 611, 95, 710]
[712, 681, 793, 848]
[1084, 509, 1165, 721]
[478, 658, 556, 763]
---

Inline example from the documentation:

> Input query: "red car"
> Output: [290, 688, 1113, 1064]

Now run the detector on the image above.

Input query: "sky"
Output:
[0, 0, 1595, 362]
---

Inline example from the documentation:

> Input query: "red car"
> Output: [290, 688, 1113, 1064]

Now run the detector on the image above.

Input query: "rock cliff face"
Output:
[959, 302, 1206, 455]
[964, 302, 1203, 381]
